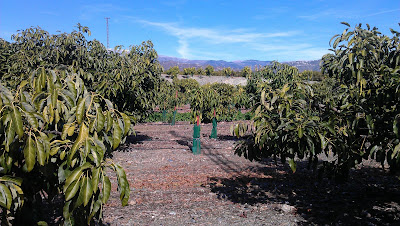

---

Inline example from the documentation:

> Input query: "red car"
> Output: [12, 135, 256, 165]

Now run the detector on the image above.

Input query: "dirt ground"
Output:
[103, 121, 400, 226]
[161, 74, 247, 86]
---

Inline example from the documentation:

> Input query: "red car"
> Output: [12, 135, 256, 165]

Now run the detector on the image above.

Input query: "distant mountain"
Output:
[158, 55, 321, 72]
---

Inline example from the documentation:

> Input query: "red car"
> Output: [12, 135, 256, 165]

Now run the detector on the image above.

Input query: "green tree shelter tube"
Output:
[171, 107, 177, 125]
[171, 90, 178, 125]
[162, 109, 167, 122]
[192, 116, 201, 154]
[210, 117, 217, 139]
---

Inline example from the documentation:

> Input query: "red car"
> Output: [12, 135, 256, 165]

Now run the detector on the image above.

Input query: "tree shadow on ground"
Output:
[169, 130, 246, 174]
[125, 132, 152, 144]
[217, 135, 240, 141]
[208, 159, 400, 225]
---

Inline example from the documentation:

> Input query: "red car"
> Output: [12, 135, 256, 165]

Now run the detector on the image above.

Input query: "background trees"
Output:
[166, 65, 180, 77]
[183, 67, 196, 76]
[241, 66, 252, 77]
[205, 65, 214, 76]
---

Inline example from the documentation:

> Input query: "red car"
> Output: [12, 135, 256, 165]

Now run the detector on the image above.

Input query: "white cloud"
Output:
[249, 43, 329, 61]
[366, 8, 400, 17]
[79, 3, 128, 20]
[138, 20, 296, 44]
[177, 39, 190, 59]
[137, 19, 300, 59]
[299, 8, 400, 21]
[298, 9, 356, 20]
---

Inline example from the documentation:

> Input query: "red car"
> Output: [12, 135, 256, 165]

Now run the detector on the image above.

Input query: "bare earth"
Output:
[103, 121, 400, 226]
[161, 74, 247, 86]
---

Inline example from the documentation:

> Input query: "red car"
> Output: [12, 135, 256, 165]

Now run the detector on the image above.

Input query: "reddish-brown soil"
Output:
[103, 121, 400, 225]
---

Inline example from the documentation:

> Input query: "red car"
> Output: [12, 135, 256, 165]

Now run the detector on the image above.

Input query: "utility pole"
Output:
[105, 17, 110, 49]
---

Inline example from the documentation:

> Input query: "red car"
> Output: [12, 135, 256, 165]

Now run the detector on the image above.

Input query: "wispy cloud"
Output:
[253, 6, 291, 20]
[249, 43, 329, 61]
[139, 20, 296, 44]
[299, 9, 355, 20]
[299, 8, 400, 21]
[129, 18, 326, 61]
[137, 19, 299, 59]
[79, 3, 128, 20]
[366, 8, 400, 17]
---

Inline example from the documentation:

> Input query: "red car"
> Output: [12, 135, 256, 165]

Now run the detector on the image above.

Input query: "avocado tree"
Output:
[1, 25, 163, 121]
[234, 23, 400, 180]
[0, 68, 130, 225]
[196, 67, 205, 75]
[241, 66, 252, 77]
[166, 66, 180, 77]
[223, 67, 233, 77]
[205, 65, 214, 76]
[183, 67, 196, 76]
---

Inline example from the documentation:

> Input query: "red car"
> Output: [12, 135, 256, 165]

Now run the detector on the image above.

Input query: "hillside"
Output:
[159, 56, 321, 72]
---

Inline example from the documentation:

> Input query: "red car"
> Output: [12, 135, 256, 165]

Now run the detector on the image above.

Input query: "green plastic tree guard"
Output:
[209, 117, 217, 139]
[192, 116, 201, 154]
[171, 110, 176, 125]
[162, 109, 167, 122]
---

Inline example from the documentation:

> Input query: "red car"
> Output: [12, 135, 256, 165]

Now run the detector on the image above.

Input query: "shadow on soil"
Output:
[207, 159, 400, 225]
[170, 130, 246, 174]
[216, 135, 240, 141]
[125, 132, 152, 144]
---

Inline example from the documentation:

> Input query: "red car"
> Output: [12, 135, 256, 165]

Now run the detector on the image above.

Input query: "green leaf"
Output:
[24, 135, 36, 172]
[61, 123, 71, 140]
[392, 143, 400, 159]
[63, 162, 91, 192]
[0, 183, 12, 210]
[112, 120, 122, 150]
[0, 176, 23, 186]
[120, 112, 131, 136]
[105, 99, 113, 111]
[36, 138, 46, 166]
[88, 199, 102, 224]
[76, 97, 86, 124]
[298, 126, 304, 138]
[341, 22, 350, 27]
[96, 108, 105, 131]
[82, 175, 93, 206]
[63, 201, 72, 222]
[68, 123, 89, 165]
[25, 112, 39, 128]
[49, 146, 60, 156]
[261, 90, 265, 105]
[12, 106, 24, 139]
[91, 167, 100, 193]
[115, 164, 130, 206]
[65, 179, 81, 202]
[106, 111, 112, 132]
[288, 159, 297, 173]
[102, 175, 111, 203]
[318, 133, 327, 150]
[0, 84, 14, 102]
[5, 117, 16, 152]
[68, 124, 75, 136]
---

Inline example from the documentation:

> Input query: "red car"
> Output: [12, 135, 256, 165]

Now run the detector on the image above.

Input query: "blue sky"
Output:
[1, 0, 399, 61]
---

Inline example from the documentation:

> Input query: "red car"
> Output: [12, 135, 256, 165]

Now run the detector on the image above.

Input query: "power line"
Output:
[105, 17, 110, 49]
